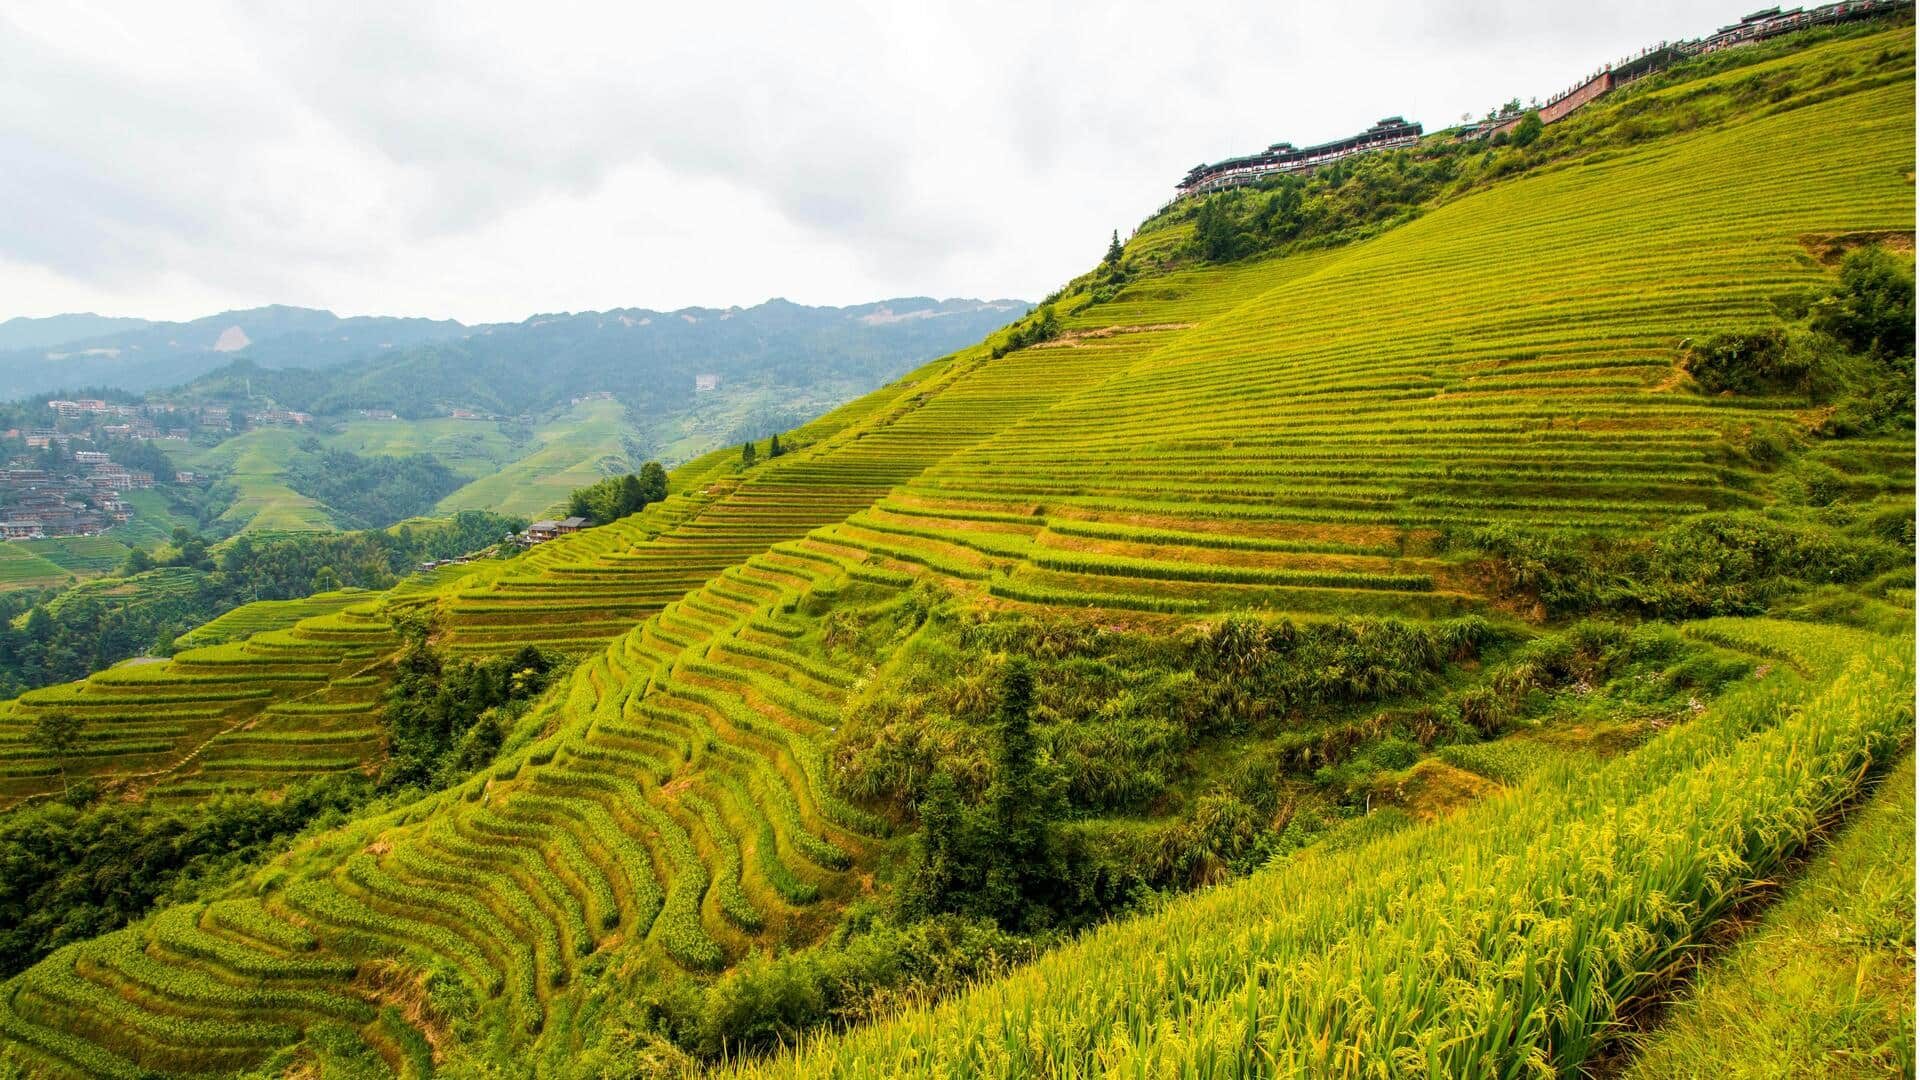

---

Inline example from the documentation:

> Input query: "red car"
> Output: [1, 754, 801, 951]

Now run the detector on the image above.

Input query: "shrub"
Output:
[1684, 328, 1809, 393]
[1511, 111, 1544, 148]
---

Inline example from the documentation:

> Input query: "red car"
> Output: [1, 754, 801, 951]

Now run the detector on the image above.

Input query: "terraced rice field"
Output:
[174, 429, 336, 534]
[19, 535, 132, 577]
[38, 565, 202, 620]
[0, 603, 398, 806]
[171, 588, 379, 649]
[433, 399, 633, 519]
[435, 343, 1143, 657]
[732, 620, 1915, 1078]
[812, 54, 1913, 619]
[0, 29, 1909, 1078]
[0, 542, 72, 590]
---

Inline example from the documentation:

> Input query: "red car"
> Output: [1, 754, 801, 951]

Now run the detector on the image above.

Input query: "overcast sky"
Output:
[3, 1, 1744, 325]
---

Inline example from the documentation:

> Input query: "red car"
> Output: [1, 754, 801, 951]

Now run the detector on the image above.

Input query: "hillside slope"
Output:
[0, 24, 1911, 1079]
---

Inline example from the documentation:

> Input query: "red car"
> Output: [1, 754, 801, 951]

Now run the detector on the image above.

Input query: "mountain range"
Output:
[0, 297, 1027, 409]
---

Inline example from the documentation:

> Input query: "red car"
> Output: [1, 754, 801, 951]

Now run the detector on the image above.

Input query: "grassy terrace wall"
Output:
[0, 27, 1910, 1078]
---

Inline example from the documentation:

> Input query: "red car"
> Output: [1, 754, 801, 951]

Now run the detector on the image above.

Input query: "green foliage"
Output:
[1470, 512, 1906, 618]
[989, 305, 1060, 358]
[898, 658, 1076, 931]
[566, 461, 669, 525]
[1510, 110, 1543, 148]
[377, 641, 557, 792]
[284, 446, 462, 530]
[0, 773, 375, 978]
[1811, 245, 1916, 359]
[0, 511, 517, 696]
[1685, 327, 1808, 393]
[1167, 144, 1455, 263]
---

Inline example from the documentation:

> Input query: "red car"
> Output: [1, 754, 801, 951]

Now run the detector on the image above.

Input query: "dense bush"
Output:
[1684, 328, 1809, 393]
[567, 912, 1031, 1071]
[0, 773, 375, 977]
[1469, 512, 1906, 618]
[285, 446, 462, 530]
[1812, 245, 1916, 359]
[377, 638, 558, 792]
[989, 304, 1060, 357]
[1685, 244, 1913, 430]
[566, 461, 668, 524]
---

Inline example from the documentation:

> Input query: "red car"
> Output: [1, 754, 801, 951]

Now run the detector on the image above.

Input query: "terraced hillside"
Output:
[171, 589, 379, 650]
[0, 604, 399, 805]
[832, 43, 1911, 617]
[736, 619, 1914, 1077]
[0, 24, 1911, 1079]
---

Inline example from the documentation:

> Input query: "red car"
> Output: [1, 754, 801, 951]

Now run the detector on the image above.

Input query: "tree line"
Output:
[0, 511, 521, 696]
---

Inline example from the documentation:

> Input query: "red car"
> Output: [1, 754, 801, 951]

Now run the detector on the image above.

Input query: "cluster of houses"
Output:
[1177, 2, 1906, 199]
[415, 552, 486, 573]
[508, 517, 588, 549]
[244, 408, 311, 426]
[418, 518, 589, 571]
[0, 460, 160, 540]
[44, 398, 227, 438]
[42, 398, 318, 438]
[1463, 1, 1908, 142]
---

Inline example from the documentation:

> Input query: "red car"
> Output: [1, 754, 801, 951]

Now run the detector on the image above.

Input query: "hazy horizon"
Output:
[5, 0, 1747, 324]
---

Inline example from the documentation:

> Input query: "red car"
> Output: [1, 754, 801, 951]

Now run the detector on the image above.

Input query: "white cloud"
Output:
[0, 0, 1742, 324]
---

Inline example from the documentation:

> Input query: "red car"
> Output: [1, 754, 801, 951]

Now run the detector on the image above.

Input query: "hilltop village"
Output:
[0, 400, 205, 539]
[1175, 0, 1904, 197]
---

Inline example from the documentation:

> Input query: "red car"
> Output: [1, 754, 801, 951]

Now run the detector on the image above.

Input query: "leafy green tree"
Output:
[30, 711, 83, 797]
[564, 462, 671, 525]
[1195, 198, 1242, 262]
[639, 460, 669, 503]
[979, 657, 1056, 926]
[1812, 246, 1915, 359]
[1512, 111, 1543, 148]
[378, 641, 555, 792]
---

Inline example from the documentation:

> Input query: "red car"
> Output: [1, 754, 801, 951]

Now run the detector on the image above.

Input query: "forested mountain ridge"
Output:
[0, 314, 154, 352]
[0, 306, 474, 401]
[168, 296, 1028, 420]
[0, 16, 1911, 1080]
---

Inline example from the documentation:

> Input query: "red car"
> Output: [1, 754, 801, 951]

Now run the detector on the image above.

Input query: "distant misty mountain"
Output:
[171, 297, 1029, 420]
[0, 313, 154, 351]
[0, 305, 473, 401]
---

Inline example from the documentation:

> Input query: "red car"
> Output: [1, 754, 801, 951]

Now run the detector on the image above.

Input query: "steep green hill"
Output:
[0, 23, 1910, 1079]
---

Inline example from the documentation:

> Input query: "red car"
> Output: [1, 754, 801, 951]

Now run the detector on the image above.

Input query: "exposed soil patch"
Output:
[1799, 228, 1914, 264]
